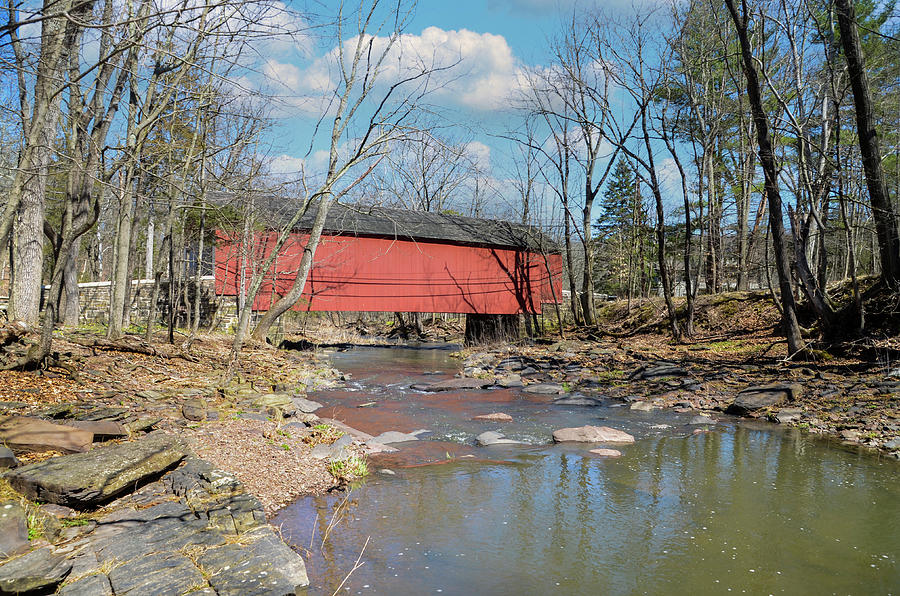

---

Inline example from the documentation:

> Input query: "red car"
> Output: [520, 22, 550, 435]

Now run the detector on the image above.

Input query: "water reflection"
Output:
[273, 346, 899, 596]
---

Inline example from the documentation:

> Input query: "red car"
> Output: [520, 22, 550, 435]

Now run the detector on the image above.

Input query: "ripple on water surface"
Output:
[275, 345, 899, 596]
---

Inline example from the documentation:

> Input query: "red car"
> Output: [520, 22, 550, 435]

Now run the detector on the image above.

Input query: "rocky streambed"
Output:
[452, 339, 900, 456]
[268, 342, 899, 595]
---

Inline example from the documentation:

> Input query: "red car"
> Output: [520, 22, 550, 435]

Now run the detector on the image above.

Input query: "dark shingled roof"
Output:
[298, 202, 558, 253]
[210, 192, 558, 252]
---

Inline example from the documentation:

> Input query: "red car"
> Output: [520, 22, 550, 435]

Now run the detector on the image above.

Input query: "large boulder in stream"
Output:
[473, 413, 513, 422]
[727, 384, 802, 415]
[475, 431, 523, 446]
[371, 430, 425, 444]
[414, 378, 494, 392]
[4, 433, 187, 508]
[552, 425, 635, 444]
[554, 396, 602, 406]
[522, 383, 566, 395]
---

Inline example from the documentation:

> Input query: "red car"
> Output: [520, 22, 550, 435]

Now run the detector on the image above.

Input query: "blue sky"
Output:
[262, 1, 572, 163]
[258, 0, 670, 218]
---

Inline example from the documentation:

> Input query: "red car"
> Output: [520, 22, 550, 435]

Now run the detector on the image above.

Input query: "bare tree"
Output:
[228, 0, 446, 360]
[724, 0, 804, 355]
[525, 12, 631, 326]
[3, 0, 76, 323]
[834, 0, 900, 286]
[376, 127, 477, 214]
[599, 10, 682, 338]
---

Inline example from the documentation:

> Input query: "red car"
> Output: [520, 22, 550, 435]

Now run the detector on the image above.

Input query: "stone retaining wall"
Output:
[57, 277, 222, 329]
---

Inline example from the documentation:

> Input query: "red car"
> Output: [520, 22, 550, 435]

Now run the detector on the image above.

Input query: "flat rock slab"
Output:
[0, 416, 93, 454]
[689, 415, 716, 425]
[108, 552, 206, 596]
[589, 448, 622, 457]
[250, 393, 297, 415]
[5, 433, 187, 508]
[0, 502, 28, 560]
[371, 430, 421, 444]
[291, 397, 323, 413]
[416, 378, 494, 392]
[0, 546, 72, 594]
[316, 418, 374, 442]
[553, 397, 601, 406]
[768, 407, 803, 424]
[199, 526, 309, 594]
[882, 438, 900, 451]
[629, 363, 688, 381]
[727, 384, 801, 415]
[75, 407, 128, 422]
[495, 374, 524, 388]
[523, 383, 565, 395]
[630, 401, 657, 412]
[61, 420, 128, 441]
[475, 431, 523, 446]
[124, 417, 161, 433]
[58, 572, 113, 596]
[362, 441, 398, 455]
[473, 413, 513, 422]
[552, 425, 635, 444]
[135, 390, 165, 400]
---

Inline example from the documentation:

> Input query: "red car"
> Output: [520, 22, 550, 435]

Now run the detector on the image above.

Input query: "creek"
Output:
[273, 345, 899, 596]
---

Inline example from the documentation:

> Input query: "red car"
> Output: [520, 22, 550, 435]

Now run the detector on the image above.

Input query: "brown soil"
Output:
[0, 330, 346, 517]
[183, 419, 334, 516]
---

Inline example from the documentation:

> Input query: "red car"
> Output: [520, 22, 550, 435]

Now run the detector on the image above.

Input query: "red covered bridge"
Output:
[214, 203, 562, 315]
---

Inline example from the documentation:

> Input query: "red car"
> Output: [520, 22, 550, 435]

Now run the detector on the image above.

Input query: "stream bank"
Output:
[0, 331, 359, 594]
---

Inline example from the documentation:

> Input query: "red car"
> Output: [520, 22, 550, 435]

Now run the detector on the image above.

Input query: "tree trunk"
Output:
[662, 115, 695, 337]
[61, 243, 81, 325]
[580, 186, 597, 326]
[107, 170, 134, 339]
[250, 196, 333, 341]
[187, 211, 205, 345]
[562, 200, 582, 325]
[2, 1, 70, 323]
[725, 0, 804, 355]
[835, 0, 900, 286]
[10, 173, 48, 324]
[464, 314, 521, 346]
[639, 103, 680, 339]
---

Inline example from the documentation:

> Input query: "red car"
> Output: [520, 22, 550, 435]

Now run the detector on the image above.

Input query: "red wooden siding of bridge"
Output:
[215, 231, 562, 314]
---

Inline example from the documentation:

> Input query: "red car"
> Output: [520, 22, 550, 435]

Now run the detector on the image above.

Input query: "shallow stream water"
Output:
[274, 345, 899, 596]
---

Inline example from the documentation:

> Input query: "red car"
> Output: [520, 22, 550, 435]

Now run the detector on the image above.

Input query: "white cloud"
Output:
[263, 60, 304, 93]
[465, 141, 492, 170]
[263, 27, 531, 113]
[269, 154, 305, 175]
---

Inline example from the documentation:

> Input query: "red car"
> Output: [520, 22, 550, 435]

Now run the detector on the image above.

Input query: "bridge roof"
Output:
[210, 192, 558, 253]
[301, 202, 558, 253]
